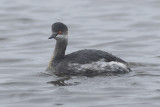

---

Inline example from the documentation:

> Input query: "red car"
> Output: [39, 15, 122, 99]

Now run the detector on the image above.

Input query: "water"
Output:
[0, 0, 160, 107]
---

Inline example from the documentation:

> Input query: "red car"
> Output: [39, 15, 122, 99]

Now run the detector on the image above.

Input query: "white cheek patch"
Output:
[56, 35, 63, 39]
[55, 34, 68, 40]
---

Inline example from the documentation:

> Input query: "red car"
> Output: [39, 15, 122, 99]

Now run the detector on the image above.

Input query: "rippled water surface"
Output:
[1, 0, 160, 107]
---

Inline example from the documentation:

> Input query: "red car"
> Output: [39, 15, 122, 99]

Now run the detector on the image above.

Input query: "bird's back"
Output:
[64, 49, 126, 64]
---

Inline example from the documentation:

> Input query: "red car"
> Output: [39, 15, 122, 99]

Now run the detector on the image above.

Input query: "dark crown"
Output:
[52, 22, 68, 34]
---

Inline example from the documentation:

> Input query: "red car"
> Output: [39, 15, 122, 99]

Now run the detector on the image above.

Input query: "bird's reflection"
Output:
[47, 76, 80, 86]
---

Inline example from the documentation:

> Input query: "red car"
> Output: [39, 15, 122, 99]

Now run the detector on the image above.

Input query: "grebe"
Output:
[47, 22, 131, 76]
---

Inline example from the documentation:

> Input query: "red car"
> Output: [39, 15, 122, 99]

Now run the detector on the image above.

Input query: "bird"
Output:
[47, 22, 131, 76]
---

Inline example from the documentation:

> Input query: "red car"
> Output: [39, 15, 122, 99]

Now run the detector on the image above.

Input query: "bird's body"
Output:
[47, 22, 131, 76]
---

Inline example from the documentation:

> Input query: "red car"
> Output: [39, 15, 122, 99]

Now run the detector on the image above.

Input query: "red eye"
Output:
[58, 31, 62, 34]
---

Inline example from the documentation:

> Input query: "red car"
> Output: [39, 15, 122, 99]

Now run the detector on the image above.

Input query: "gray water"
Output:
[0, 0, 160, 107]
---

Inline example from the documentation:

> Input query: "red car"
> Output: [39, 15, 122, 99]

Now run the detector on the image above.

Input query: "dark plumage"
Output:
[64, 49, 126, 64]
[47, 22, 131, 76]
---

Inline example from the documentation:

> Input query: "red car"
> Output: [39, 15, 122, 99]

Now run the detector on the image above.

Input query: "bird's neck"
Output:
[53, 39, 68, 60]
[48, 39, 68, 70]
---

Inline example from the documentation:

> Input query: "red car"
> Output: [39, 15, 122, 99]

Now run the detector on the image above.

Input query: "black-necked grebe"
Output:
[47, 22, 131, 76]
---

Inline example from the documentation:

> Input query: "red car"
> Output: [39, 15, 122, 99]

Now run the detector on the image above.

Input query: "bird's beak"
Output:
[48, 33, 58, 39]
